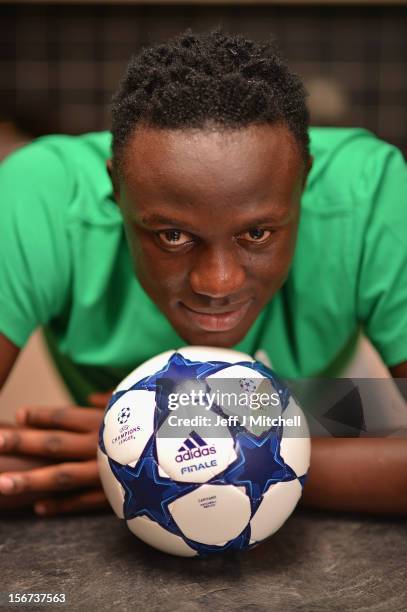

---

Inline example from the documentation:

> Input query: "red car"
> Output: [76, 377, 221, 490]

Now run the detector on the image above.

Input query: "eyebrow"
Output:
[139, 214, 192, 228]
[139, 211, 292, 231]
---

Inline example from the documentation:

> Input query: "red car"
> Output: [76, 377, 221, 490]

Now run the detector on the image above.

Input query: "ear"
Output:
[106, 159, 120, 202]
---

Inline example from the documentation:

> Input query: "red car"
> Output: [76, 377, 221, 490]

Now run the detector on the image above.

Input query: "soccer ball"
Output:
[98, 346, 310, 557]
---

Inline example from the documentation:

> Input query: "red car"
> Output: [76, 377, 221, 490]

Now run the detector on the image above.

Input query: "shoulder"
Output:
[0, 131, 117, 226]
[306, 127, 405, 208]
[0, 130, 111, 193]
[1, 130, 111, 169]
[303, 128, 407, 230]
[308, 126, 395, 166]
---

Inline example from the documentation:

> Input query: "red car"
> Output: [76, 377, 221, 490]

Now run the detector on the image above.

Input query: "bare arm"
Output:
[300, 437, 407, 515]
[301, 360, 407, 515]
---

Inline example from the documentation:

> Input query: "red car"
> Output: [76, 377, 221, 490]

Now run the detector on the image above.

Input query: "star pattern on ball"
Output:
[221, 430, 297, 507]
[183, 524, 251, 557]
[109, 453, 198, 529]
[129, 352, 257, 427]
[134, 352, 230, 390]
[298, 474, 308, 488]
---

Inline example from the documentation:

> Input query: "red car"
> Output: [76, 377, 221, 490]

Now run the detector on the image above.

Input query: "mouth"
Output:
[179, 300, 253, 333]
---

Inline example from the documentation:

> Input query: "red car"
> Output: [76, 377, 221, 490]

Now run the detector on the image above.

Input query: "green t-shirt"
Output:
[1, 128, 406, 404]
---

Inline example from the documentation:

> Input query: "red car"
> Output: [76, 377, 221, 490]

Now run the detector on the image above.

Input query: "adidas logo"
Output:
[175, 430, 216, 463]
[177, 430, 207, 452]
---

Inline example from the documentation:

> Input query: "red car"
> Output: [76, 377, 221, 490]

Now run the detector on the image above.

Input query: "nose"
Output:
[189, 245, 246, 299]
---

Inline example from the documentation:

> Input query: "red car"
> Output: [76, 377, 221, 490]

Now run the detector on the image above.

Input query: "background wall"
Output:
[0, 2, 406, 153]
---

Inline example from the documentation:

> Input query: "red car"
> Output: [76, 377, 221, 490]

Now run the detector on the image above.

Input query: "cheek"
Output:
[250, 225, 298, 286]
[127, 233, 189, 294]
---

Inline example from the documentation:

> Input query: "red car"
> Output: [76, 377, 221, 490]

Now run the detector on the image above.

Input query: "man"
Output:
[0, 29, 406, 516]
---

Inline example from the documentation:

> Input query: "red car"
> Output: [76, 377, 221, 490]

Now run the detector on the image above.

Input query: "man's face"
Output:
[110, 123, 310, 348]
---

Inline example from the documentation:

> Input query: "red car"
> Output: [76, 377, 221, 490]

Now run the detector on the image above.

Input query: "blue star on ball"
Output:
[108, 452, 198, 529]
[222, 430, 298, 506]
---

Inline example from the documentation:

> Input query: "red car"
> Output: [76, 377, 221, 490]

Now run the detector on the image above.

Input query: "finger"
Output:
[0, 453, 54, 473]
[15, 406, 104, 432]
[0, 421, 18, 428]
[0, 428, 97, 459]
[87, 391, 114, 408]
[0, 460, 100, 495]
[34, 488, 109, 516]
[0, 455, 55, 512]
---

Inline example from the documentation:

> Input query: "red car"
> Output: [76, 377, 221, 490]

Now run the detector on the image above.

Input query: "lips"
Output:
[180, 300, 252, 332]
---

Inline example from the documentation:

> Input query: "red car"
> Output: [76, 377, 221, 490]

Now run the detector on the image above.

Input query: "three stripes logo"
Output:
[175, 430, 217, 463]
[177, 430, 207, 452]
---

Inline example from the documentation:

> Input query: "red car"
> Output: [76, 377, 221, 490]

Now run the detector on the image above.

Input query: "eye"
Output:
[239, 228, 272, 243]
[156, 229, 194, 247]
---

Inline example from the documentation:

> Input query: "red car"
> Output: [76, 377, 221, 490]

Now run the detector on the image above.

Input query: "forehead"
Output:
[120, 124, 304, 217]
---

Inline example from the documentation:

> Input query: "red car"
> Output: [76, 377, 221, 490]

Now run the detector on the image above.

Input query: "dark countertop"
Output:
[1, 509, 406, 612]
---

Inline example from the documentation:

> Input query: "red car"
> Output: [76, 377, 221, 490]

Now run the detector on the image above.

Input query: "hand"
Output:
[0, 400, 112, 516]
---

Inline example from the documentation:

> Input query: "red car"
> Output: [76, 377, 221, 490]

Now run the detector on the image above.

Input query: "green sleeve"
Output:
[0, 140, 72, 348]
[356, 142, 407, 367]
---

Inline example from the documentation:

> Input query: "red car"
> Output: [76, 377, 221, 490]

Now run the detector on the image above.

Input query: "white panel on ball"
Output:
[168, 484, 251, 545]
[103, 390, 155, 465]
[127, 516, 197, 557]
[97, 448, 125, 519]
[249, 479, 302, 543]
[206, 364, 264, 384]
[206, 364, 280, 435]
[156, 423, 237, 484]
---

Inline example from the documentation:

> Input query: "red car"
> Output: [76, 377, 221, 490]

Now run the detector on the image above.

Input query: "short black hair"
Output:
[111, 28, 310, 177]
